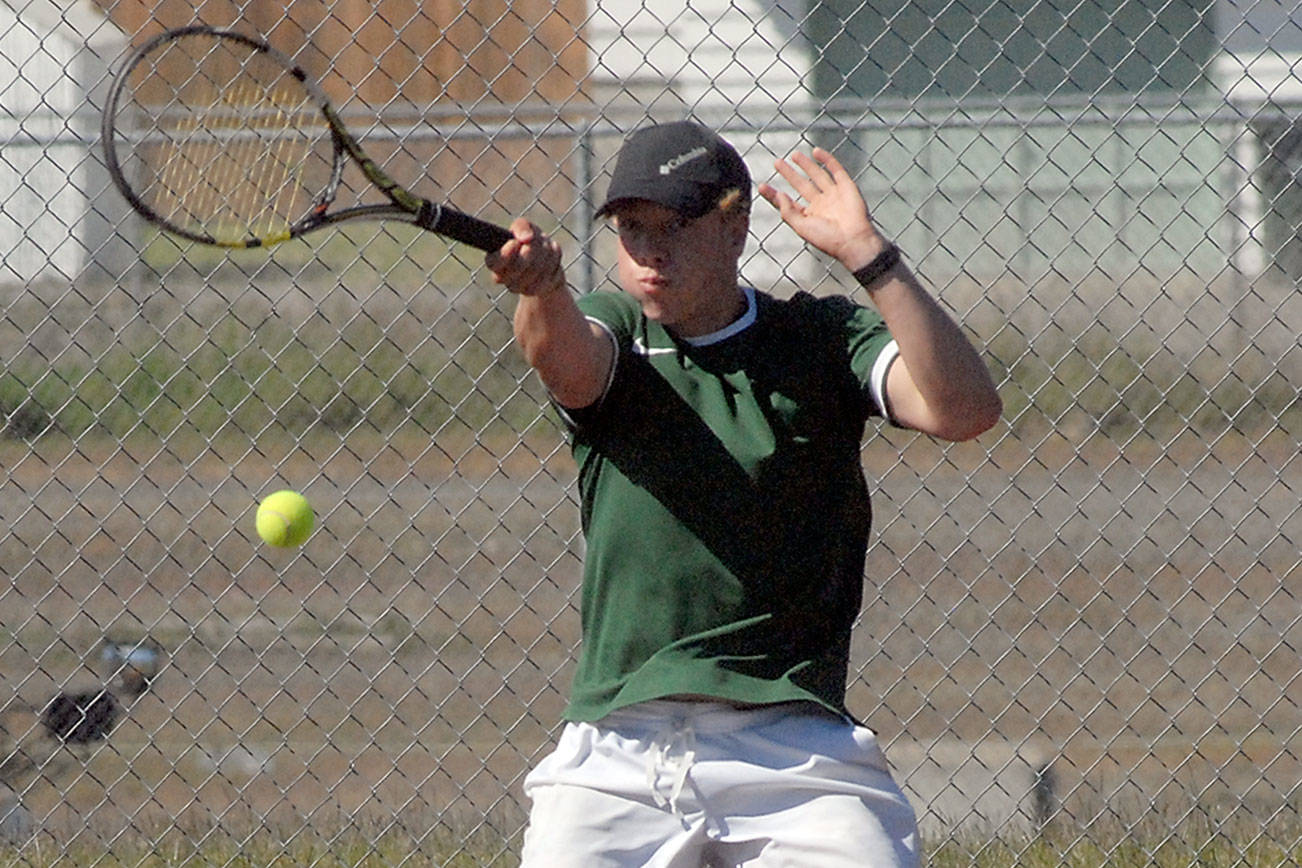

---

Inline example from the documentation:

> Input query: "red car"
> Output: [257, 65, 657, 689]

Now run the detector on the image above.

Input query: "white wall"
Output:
[1213, 2, 1302, 279]
[0, 0, 129, 285]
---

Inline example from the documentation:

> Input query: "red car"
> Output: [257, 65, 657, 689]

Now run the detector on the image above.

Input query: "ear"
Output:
[725, 208, 750, 254]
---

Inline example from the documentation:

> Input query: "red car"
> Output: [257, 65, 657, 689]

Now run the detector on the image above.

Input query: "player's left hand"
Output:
[757, 148, 890, 273]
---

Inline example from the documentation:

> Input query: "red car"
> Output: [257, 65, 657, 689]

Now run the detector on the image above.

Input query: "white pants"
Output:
[520, 700, 920, 868]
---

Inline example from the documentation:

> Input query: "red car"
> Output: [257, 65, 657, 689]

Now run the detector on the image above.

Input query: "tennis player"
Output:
[487, 120, 1001, 867]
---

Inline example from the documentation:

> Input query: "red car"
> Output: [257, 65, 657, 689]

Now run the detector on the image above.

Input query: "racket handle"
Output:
[419, 203, 513, 252]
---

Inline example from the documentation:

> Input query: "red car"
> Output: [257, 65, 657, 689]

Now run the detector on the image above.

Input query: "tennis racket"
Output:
[102, 25, 514, 252]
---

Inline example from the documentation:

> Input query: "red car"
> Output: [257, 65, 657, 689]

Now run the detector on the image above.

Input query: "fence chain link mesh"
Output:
[0, 1, 1298, 865]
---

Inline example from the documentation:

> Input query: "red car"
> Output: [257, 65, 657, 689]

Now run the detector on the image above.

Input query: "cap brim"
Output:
[595, 179, 720, 220]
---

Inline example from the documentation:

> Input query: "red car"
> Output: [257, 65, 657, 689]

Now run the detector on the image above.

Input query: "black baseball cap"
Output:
[596, 120, 752, 219]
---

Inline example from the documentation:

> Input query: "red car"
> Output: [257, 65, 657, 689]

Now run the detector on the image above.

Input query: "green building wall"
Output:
[801, 1, 1232, 283]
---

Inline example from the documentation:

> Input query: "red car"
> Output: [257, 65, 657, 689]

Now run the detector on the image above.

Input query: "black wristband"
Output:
[851, 243, 901, 288]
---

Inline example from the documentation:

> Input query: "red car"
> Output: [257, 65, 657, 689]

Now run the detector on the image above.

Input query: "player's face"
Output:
[611, 200, 747, 338]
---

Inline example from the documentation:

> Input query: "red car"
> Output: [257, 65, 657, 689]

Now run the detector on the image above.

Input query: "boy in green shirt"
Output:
[488, 120, 1000, 867]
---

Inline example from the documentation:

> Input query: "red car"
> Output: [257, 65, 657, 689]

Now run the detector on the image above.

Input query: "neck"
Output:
[670, 285, 749, 340]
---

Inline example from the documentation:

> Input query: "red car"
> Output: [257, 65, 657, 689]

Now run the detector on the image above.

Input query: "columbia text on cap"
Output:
[597, 121, 752, 219]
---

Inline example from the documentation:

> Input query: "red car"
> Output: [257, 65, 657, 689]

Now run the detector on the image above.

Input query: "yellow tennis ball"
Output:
[255, 490, 314, 548]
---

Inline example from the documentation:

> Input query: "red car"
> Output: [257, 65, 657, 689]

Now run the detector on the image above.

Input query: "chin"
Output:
[637, 300, 668, 324]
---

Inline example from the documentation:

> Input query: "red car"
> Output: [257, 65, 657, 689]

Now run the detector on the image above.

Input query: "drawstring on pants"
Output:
[646, 717, 696, 824]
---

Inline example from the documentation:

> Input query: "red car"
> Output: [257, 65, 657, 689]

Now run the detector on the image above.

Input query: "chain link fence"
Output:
[0, 0, 1298, 864]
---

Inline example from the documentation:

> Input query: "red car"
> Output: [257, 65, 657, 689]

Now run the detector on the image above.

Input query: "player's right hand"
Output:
[486, 218, 567, 298]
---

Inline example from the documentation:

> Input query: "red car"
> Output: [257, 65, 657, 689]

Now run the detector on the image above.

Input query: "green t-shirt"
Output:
[559, 288, 898, 722]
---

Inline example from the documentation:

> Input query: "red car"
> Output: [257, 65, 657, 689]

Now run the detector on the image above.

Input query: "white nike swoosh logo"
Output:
[633, 339, 676, 356]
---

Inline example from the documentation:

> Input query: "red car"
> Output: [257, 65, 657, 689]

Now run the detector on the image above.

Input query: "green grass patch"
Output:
[1, 819, 520, 867]
[3, 813, 1296, 868]
[3, 244, 1293, 448]
[5, 315, 1291, 446]
[1, 272, 542, 445]
[984, 325, 1295, 441]
[929, 827, 1302, 868]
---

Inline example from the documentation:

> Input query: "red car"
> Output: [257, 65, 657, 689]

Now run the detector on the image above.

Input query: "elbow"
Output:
[969, 391, 1004, 439]
[964, 391, 1004, 440]
[934, 390, 1003, 442]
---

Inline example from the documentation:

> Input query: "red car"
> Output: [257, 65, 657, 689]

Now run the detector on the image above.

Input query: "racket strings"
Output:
[124, 33, 333, 244]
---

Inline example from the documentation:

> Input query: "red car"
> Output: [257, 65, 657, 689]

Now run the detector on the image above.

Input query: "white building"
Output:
[1214, 0, 1302, 279]
[0, 0, 129, 285]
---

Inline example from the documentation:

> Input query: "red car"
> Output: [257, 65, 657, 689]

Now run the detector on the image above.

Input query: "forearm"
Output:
[487, 218, 614, 409]
[867, 264, 1002, 440]
[513, 287, 612, 410]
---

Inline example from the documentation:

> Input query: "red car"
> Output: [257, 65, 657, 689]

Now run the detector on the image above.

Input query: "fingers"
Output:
[771, 148, 853, 202]
[789, 150, 837, 193]
[485, 217, 534, 263]
[486, 218, 565, 297]
[756, 182, 798, 218]
[762, 148, 881, 266]
[770, 156, 819, 203]
[809, 147, 851, 182]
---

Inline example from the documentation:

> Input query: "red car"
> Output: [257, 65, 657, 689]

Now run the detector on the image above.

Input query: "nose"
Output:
[625, 231, 671, 267]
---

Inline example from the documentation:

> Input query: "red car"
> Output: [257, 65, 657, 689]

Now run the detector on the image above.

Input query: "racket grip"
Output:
[420, 203, 513, 252]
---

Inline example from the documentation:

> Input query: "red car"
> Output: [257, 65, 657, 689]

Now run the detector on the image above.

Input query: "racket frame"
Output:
[102, 25, 512, 252]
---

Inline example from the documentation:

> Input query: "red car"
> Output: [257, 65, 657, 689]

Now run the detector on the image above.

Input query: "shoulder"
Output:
[757, 291, 885, 338]
[758, 292, 896, 404]
[576, 290, 639, 328]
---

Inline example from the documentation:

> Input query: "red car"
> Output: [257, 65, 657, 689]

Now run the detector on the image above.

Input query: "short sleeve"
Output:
[796, 293, 899, 424]
[576, 290, 641, 338]
[552, 291, 638, 430]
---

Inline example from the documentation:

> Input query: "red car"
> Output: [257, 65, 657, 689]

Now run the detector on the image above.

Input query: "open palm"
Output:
[757, 148, 886, 271]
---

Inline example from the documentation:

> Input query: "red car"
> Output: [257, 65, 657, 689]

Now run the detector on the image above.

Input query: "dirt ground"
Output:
[1, 412, 1297, 845]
